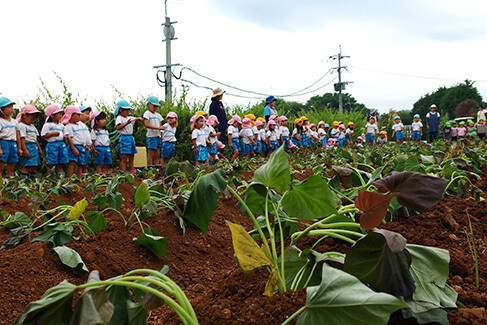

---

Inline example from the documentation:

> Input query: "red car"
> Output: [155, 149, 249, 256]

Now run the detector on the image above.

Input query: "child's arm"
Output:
[192, 138, 198, 153]
[67, 137, 79, 156]
[16, 130, 23, 157]
[42, 131, 60, 140]
[20, 137, 28, 157]
[144, 118, 165, 130]
[249, 135, 257, 146]
[116, 120, 132, 131]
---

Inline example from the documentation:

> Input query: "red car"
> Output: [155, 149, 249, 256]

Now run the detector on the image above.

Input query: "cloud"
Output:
[205, 0, 486, 42]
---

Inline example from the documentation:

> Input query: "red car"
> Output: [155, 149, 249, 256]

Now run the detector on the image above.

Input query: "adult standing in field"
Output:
[209, 88, 228, 145]
[477, 103, 486, 122]
[264, 96, 278, 123]
[426, 104, 440, 142]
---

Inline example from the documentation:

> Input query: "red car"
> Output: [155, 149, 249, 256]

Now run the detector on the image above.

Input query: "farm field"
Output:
[1, 143, 486, 325]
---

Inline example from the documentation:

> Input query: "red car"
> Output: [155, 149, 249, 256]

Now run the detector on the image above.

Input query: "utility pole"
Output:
[153, 1, 180, 103]
[330, 45, 353, 113]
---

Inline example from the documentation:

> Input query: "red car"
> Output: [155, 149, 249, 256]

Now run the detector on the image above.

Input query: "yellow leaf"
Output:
[226, 221, 274, 272]
[66, 198, 89, 221]
[263, 270, 280, 297]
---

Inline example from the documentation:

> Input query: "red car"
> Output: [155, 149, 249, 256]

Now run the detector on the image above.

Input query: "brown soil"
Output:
[0, 170, 486, 324]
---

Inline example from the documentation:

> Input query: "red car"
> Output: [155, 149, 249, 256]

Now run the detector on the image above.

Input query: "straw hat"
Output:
[212, 88, 225, 98]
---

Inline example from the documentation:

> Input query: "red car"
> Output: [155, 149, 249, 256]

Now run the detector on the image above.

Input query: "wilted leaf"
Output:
[226, 221, 273, 272]
[332, 167, 353, 186]
[355, 191, 396, 230]
[53, 246, 89, 274]
[2, 226, 32, 249]
[252, 146, 290, 194]
[66, 198, 89, 221]
[343, 230, 415, 297]
[373, 171, 447, 213]
[263, 270, 280, 297]
[282, 175, 337, 220]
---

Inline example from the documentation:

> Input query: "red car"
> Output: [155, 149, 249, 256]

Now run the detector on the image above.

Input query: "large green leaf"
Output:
[182, 169, 227, 235]
[373, 172, 447, 213]
[32, 223, 73, 247]
[53, 246, 89, 274]
[252, 145, 290, 194]
[406, 244, 457, 308]
[133, 228, 167, 258]
[106, 286, 132, 325]
[14, 281, 76, 325]
[343, 230, 415, 297]
[402, 299, 449, 325]
[404, 156, 426, 173]
[134, 182, 150, 209]
[297, 263, 407, 325]
[86, 211, 107, 233]
[238, 184, 269, 217]
[0, 212, 31, 230]
[70, 271, 114, 325]
[282, 175, 337, 220]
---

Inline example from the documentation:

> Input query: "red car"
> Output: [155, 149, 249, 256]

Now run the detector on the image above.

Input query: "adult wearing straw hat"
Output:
[209, 88, 228, 144]
[426, 104, 440, 142]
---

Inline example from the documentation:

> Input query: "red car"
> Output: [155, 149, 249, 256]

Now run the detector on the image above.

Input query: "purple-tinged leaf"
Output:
[355, 191, 396, 231]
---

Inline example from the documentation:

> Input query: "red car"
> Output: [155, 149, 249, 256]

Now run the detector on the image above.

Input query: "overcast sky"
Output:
[1, 0, 486, 113]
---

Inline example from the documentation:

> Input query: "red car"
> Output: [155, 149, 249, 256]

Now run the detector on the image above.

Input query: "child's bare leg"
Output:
[128, 155, 135, 171]
[120, 154, 128, 172]
[147, 149, 155, 166]
[75, 165, 82, 179]
[6, 163, 14, 178]
[67, 161, 76, 177]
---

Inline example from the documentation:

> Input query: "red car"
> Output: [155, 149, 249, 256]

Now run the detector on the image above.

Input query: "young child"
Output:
[206, 115, 220, 165]
[292, 118, 303, 147]
[161, 112, 178, 167]
[338, 124, 346, 147]
[278, 116, 290, 150]
[411, 114, 423, 143]
[240, 117, 257, 159]
[115, 100, 143, 173]
[309, 123, 319, 145]
[227, 115, 241, 161]
[451, 121, 458, 141]
[41, 104, 68, 177]
[90, 111, 112, 175]
[257, 119, 267, 154]
[365, 117, 379, 144]
[391, 116, 405, 144]
[443, 122, 452, 144]
[17, 105, 42, 179]
[245, 114, 259, 155]
[467, 120, 476, 134]
[63, 106, 91, 179]
[354, 136, 364, 148]
[476, 119, 486, 140]
[215, 141, 227, 162]
[330, 121, 340, 140]
[377, 131, 388, 146]
[345, 122, 355, 146]
[301, 117, 310, 147]
[192, 114, 210, 166]
[326, 138, 338, 150]
[266, 120, 279, 153]
[79, 105, 92, 177]
[457, 122, 467, 139]
[0, 97, 21, 178]
[143, 96, 164, 169]
[317, 122, 328, 148]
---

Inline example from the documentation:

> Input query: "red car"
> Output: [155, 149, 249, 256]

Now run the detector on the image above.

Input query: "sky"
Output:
[1, 0, 487, 113]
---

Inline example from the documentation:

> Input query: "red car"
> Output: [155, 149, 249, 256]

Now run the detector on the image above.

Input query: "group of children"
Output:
[0, 96, 178, 179]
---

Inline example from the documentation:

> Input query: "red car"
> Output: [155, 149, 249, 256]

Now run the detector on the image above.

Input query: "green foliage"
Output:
[53, 246, 89, 274]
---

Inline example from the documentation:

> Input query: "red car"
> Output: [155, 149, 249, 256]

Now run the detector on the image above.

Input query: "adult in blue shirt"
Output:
[426, 104, 440, 142]
[208, 88, 228, 144]
[264, 96, 278, 122]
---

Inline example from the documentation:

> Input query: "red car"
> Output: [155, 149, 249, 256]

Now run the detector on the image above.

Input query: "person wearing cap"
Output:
[301, 117, 311, 147]
[209, 88, 228, 145]
[345, 122, 355, 146]
[457, 121, 467, 139]
[161, 112, 178, 167]
[143, 96, 164, 169]
[192, 114, 210, 166]
[391, 116, 405, 144]
[330, 121, 340, 140]
[451, 121, 458, 141]
[90, 111, 112, 175]
[426, 104, 440, 142]
[266, 120, 279, 153]
[317, 121, 328, 148]
[227, 115, 241, 161]
[62, 106, 91, 179]
[78, 105, 93, 176]
[41, 105, 68, 177]
[443, 122, 452, 144]
[278, 116, 290, 150]
[245, 114, 259, 154]
[411, 114, 423, 143]
[115, 100, 143, 173]
[354, 136, 364, 148]
[0, 97, 21, 178]
[264, 96, 278, 123]
[291, 118, 304, 147]
[256, 117, 267, 154]
[365, 116, 379, 145]
[17, 105, 42, 179]
[477, 103, 486, 123]
[207, 115, 221, 165]
[240, 118, 257, 159]
[377, 131, 388, 146]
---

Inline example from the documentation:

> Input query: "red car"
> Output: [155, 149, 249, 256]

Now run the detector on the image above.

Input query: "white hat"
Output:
[430, 104, 437, 108]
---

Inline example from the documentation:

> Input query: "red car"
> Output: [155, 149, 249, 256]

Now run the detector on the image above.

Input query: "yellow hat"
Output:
[300, 116, 309, 122]
[257, 117, 265, 123]
[294, 118, 301, 125]
[380, 131, 386, 135]
[195, 110, 208, 116]
[318, 121, 325, 127]
[332, 121, 339, 127]
[347, 121, 354, 126]
[245, 114, 256, 121]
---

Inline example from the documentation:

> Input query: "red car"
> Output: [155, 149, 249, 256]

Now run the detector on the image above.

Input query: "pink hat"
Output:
[266, 119, 277, 130]
[206, 115, 220, 126]
[228, 115, 242, 125]
[357, 136, 364, 142]
[269, 114, 277, 121]
[318, 121, 325, 128]
[216, 140, 225, 149]
[166, 112, 178, 119]
[255, 120, 263, 127]
[278, 116, 288, 125]
[242, 117, 252, 129]
[90, 111, 101, 128]
[61, 105, 82, 124]
[45, 104, 63, 117]
[339, 124, 345, 129]
[16, 105, 40, 121]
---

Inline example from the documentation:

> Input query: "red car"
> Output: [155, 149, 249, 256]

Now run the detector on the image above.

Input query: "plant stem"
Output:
[281, 306, 306, 325]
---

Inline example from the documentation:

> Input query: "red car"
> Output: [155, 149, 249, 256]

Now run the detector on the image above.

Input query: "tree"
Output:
[412, 80, 482, 118]
[306, 92, 368, 113]
[455, 99, 477, 117]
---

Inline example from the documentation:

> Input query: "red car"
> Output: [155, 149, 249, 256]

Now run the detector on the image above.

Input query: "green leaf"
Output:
[126, 301, 147, 325]
[401, 299, 449, 325]
[252, 145, 290, 193]
[420, 155, 435, 165]
[66, 198, 89, 221]
[279, 246, 324, 290]
[343, 230, 416, 297]
[226, 221, 274, 272]
[182, 169, 227, 235]
[133, 228, 167, 258]
[0, 212, 31, 230]
[70, 271, 114, 325]
[53, 246, 89, 274]
[355, 191, 396, 230]
[92, 195, 109, 209]
[109, 193, 123, 210]
[14, 280, 76, 325]
[404, 156, 426, 173]
[282, 175, 337, 220]
[32, 223, 73, 247]
[297, 263, 407, 325]
[406, 244, 457, 308]
[106, 286, 132, 325]
[134, 182, 150, 209]
[86, 211, 107, 233]
[165, 159, 179, 175]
